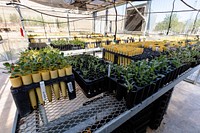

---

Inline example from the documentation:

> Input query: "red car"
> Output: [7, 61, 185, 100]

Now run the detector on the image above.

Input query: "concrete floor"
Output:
[148, 81, 200, 133]
[0, 78, 16, 133]
[0, 67, 200, 132]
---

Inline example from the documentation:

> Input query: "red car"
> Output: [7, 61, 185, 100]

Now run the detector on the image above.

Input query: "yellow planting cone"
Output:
[10, 76, 22, 88]
[58, 68, 67, 98]
[65, 66, 72, 76]
[50, 70, 60, 100]
[32, 73, 44, 105]
[28, 89, 37, 109]
[45, 86, 52, 102]
[41, 70, 52, 102]
[21, 74, 37, 109]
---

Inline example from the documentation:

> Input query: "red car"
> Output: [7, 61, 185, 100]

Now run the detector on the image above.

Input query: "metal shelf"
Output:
[62, 48, 103, 56]
[16, 85, 127, 133]
[95, 65, 200, 133]
[184, 69, 200, 84]
[15, 65, 200, 133]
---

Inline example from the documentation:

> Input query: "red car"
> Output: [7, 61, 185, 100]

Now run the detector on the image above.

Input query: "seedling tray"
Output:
[50, 44, 84, 51]
[73, 69, 108, 98]
[103, 48, 161, 64]
[11, 75, 76, 117]
[14, 65, 200, 133]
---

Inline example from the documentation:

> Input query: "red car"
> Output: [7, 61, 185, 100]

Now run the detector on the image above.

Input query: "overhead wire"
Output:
[6, 2, 200, 19]
[182, 0, 200, 34]
[180, 0, 200, 34]
[166, 0, 176, 35]
[6, 2, 94, 19]
[180, 0, 198, 11]
[6, 1, 200, 35]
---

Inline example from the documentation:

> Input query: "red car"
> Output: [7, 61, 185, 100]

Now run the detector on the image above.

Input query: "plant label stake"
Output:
[67, 82, 73, 93]
[66, 79, 76, 100]
[156, 47, 159, 51]
[40, 81, 47, 101]
[108, 64, 111, 77]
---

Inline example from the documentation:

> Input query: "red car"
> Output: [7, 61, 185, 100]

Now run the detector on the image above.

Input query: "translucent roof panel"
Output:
[29, 0, 150, 12]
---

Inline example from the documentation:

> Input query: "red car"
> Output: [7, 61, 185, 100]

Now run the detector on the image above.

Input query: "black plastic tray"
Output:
[73, 69, 108, 98]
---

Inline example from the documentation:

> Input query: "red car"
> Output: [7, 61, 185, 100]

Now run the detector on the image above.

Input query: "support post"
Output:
[105, 8, 108, 35]
[93, 11, 97, 33]
[15, 5, 29, 44]
[109, 21, 112, 33]
[144, 1, 152, 36]
[67, 13, 71, 37]
[41, 14, 47, 39]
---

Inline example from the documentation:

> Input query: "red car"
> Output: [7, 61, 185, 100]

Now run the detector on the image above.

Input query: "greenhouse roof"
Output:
[29, 0, 150, 12]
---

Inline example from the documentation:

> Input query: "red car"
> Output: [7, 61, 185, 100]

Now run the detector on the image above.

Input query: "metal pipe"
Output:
[15, 5, 29, 44]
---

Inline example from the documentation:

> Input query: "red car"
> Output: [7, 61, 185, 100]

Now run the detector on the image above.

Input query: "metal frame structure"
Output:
[6, 0, 150, 42]
[184, 69, 200, 85]
[14, 65, 200, 133]
[96, 65, 200, 133]
[28, 0, 129, 12]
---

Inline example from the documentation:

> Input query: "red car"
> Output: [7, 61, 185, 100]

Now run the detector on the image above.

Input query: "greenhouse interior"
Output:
[0, 0, 200, 132]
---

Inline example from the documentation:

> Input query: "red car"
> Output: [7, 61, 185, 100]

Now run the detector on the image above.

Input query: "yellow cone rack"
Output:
[10, 74, 76, 117]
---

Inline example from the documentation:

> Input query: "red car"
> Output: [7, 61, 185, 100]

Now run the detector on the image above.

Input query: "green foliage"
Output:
[3, 62, 20, 78]
[51, 39, 85, 48]
[2, 48, 69, 77]
[155, 55, 170, 71]
[154, 14, 184, 33]
[115, 65, 124, 79]
[168, 44, 199, 64]
[110, 49, 197, 91]
[170, 57, 182, 68]
[124, 72, 134, 92]
[68, 54, 108, 78]
[51, 39, 68, 46]
[69, 40, 85, 48]
[131, 60, 157, 87]
[82, 69, 88, 79]
[100, 65, 106, 73]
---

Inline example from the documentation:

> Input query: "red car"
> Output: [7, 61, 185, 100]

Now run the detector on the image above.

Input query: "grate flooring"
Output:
[16, 83, 127, 133]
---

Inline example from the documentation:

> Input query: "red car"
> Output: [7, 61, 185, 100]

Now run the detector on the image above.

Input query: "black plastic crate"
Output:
[107, 75, 166, 109]
[149, 88, 174, 129]
[73, 69, 108, 98]
[11, 75, 76, 117]
[28, 43, 47, 50]
[112, 99, 155, 133]
[103, 48, 161, 65]
[11, 89, 32, 117]
[50, 44, 84, 51]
